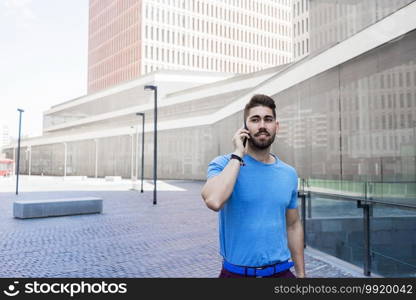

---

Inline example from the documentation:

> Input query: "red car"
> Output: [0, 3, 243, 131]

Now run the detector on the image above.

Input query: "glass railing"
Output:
[298, 178, 416, 277]
[371, 204, 416, 278]
[301, 179, 416, 207]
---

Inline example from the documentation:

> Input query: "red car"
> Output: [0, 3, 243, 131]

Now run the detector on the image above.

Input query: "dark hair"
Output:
[244, 94, 276, 121]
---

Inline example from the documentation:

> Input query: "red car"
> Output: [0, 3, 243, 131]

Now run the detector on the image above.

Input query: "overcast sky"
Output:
[0, 0, 88, 139]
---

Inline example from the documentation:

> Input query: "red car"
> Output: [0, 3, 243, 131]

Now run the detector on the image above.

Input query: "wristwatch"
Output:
[230, 154, 245, 166]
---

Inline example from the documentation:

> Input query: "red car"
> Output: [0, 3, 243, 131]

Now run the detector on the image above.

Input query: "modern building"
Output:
[274, 0, 416, 278]
[4, 0, 415, 192]
[3, 1, 416, 277]
[88, 0, 294, 93]
[4, 67, 286, 178]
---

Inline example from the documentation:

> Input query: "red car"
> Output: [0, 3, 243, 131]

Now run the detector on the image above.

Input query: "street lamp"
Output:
[136, 112, 145, 193]
[16, 108, 24, 195]
[144, 85, 158, 205]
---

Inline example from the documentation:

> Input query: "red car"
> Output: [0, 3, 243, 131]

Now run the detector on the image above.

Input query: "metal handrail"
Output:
[304, 190, 416, 210]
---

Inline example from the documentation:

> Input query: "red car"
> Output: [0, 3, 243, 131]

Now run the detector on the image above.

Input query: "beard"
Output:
[249, 131, 276, 149]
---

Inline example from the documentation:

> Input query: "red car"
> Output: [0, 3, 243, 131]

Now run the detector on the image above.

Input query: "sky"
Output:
[0, 0, 88, 139]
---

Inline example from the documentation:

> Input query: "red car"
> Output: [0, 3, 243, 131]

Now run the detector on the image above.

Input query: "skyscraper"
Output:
[88, 0, 142, 93]
[292, 0, 309, 61]
[88, 0, 294, 93]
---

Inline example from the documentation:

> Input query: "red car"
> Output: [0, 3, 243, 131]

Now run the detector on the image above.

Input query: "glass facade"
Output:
[289, 8, 416, 274]
[275, 29, 416, 207]
[310, 0, 414, 55]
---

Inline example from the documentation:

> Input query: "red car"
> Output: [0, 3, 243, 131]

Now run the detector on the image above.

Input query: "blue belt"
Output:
[223, 260, 294, 277]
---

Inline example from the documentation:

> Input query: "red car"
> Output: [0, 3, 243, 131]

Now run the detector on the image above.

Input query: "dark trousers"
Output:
[219, 267, 296, 278]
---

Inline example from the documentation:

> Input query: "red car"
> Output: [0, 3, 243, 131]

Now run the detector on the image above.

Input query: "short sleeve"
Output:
[287, 172, 299, 209]
[288, 189, 298, 209]
[207, 155, 229, 179]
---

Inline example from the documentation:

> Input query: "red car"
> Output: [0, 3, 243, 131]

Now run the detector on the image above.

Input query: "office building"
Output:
[88, 0, 294, 92]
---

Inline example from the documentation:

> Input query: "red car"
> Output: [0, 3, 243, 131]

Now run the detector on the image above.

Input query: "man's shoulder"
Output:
[206, 154, 233, 178]
[276, 157, 298, 178]
[209, 153, 232, 167]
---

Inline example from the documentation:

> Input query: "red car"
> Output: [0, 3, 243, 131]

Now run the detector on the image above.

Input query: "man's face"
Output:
[246, 106, 279, 150]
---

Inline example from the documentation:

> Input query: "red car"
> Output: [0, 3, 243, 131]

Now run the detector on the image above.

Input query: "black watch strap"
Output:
[230, 154, 245, 166]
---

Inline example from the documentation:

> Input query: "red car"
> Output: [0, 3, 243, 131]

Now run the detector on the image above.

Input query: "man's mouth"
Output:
[256, 132, 269, 137]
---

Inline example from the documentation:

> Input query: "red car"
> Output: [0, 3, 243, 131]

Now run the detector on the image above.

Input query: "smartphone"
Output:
[243, 121, 248, 147]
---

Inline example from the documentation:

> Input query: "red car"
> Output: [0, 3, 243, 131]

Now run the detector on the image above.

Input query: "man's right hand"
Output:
[232, 127, 250, 157]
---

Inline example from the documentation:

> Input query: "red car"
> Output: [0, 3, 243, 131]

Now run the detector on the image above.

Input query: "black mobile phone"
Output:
[243, 121, 248, 147]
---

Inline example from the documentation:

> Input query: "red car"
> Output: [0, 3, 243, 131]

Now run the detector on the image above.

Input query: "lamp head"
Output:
[17, 108, 24, 113]
[144, 85, 157, 91]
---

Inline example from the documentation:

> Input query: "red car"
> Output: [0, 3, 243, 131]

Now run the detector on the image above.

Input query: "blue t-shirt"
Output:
[207, 153, 298, 267]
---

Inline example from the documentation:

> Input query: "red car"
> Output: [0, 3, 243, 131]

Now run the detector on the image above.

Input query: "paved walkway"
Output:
[0, 177, 366, 278]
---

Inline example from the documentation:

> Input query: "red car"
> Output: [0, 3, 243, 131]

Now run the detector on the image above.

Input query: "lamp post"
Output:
[144, 85, 158, 205]
[136, 112, 145, 193]
[16, 108, 24, 195]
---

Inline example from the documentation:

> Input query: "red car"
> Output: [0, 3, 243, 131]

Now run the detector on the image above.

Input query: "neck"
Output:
[247, 146, 273, 163]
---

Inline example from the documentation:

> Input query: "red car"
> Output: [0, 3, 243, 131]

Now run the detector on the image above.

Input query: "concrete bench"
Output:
[13, 197, 103, 219]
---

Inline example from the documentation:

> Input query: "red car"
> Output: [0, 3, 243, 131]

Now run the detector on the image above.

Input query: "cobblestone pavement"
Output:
[0, 178, 363, 278]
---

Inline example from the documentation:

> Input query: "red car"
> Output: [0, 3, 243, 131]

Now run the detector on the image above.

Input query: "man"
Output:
[201, 94, 305, 278]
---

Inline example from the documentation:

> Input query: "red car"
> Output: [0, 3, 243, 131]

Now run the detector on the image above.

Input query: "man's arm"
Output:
[201, 157, 241, 211]
[286, 208, 305, 278]
[201, 127, 249, 212]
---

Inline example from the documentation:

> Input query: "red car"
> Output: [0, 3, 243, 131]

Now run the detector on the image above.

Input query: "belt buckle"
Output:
[254, 268, 263, 278]
[254, 265, 268, 278]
